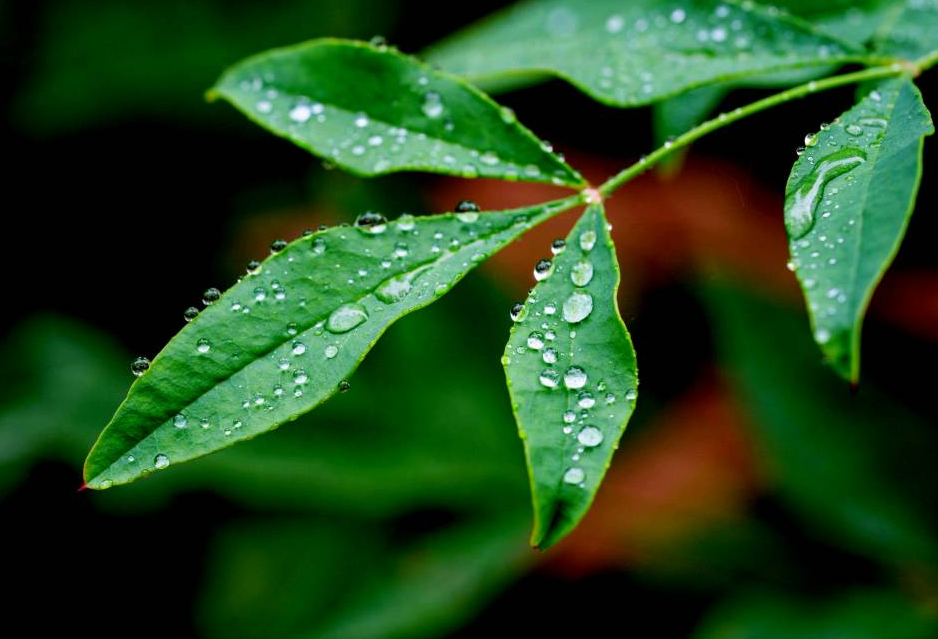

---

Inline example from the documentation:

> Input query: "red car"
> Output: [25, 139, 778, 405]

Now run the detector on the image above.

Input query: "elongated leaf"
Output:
[426, 0, 861, 107]
[503, 203, 638, 549]
[869, 0, 938, 60]
[83, 198, 577, 489]
[211, 39, 583, 186]
[784, 77, 933, 381]
[704, 284, 938, 568]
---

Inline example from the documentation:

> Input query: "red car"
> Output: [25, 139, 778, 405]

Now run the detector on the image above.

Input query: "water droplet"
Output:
[422, 91, 444, 118]
[293, 369, 308, 384]
[534, 259, 553, 281]
[354, 113, 369, 128]
[562, 290, 593, 323]
[184, 306, 200, 322]
[605, 14, 624, 33]
[577, 426, 603, 447]
[563, 410, 577, 424]
[197, 338, 211, 354]
[570, 260, 594, 286]
[253, 287, 267, 302]
[355, 211, 388, 234]
[625, 389, 637, 402]
[246, 260, 262, 275]
[786, 149, 866, 239]
[455, 200, 479, 215]
[339, 380, 351, 392]
[670, 8, 686, 23]
[539, 369, 560, 388]
[375, 270, 418, 303]
[542, 347, 558, 364]
[327, 303, 368, 333]
[577, 391, 595, 408]
[154, 454, 170, 470]
[397, 214, 416, 231]
[200, 418, 211, 429]
[551, 239, 566, 255]
[202, 287, 221, 305]
[579, 230, 597, 251]
[173, 414, 188, 429]
[479, 151, 499, 166]
[845, 124, 864, 136]
[312, 238, 326, 254]
[256, 100, 272, 114]
[527, 331, 545, 350]
[325, 345, 338, 359]
[289, 103, 312, 123]
[510, 302, 525, 322]
[563, 467, 585, 484]
[292, 341, 306, 355]
[270, 239, 287, 253]
[563, 366, 588, 389]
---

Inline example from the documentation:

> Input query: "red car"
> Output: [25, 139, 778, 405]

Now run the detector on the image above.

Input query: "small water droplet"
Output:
[397, 214, 416, 231]
[534, 259, 553, 281]
[542, 347, 558, 364]
[173, 414, 188, 429]
[551, 239, 566, 255]
[570, 260, 594, 286]
[577, 391, 595, 408]
[325, 345, 338, 359]
[312, 238, 326, 254]
[131, 356, 151, 377]
[202, 287, 221, 305]
[527, 331, 545, 350]
[293, 369, 308, 384]
[625, 388, 637, 401]
[539, 369, 560, 388]
[292, 341, 306, 355]
[184, 306, 200, 322]
[197, 338, 211, 354]
[563, 366, 588, 389]
[154, 454, 170, 470]
[355, 211, 388, 234]
[579, 230, 597, 252]
[563, 467, 585, 484]
[510, 302, 525, 322]
[563, 410, 577, 424]
[339, 380, 351, 392]
[422, 91, 444, 118]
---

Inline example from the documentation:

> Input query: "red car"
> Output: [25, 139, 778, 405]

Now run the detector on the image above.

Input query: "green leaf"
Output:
[784, 77, 933, 381]
[210, 39, 583, 186]
[503, 203, 638, 549]
[199, 515, 531, 639]
[426, 0, 861, 107]
[83, 198, 578, 489]
[869, 0, 938, 60]
[704, 283, 938, 568]
[692, 589, 938, 639]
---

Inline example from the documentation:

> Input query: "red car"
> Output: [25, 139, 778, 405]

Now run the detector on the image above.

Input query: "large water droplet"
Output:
[184, 306, 200, 322]
[577, 426, 603, 447]
[563, 366, 588, 389]
[786, 149, 866, 239]
[570, 260, 594, 286]
[562, 290, 593, 323]
[202, 287, 221, 305]
[327, 303, 368, 333]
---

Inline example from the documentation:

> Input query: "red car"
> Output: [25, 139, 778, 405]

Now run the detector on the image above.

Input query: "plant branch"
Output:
[596, 64, 907, 198]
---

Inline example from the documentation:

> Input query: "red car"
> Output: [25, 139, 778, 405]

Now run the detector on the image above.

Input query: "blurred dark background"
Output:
[2, 1, 937, 637]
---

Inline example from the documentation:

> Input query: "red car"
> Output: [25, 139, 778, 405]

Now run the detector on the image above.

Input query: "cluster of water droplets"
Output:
[785, 86, 893, 349]
[119, 199, 544, 479]
[505, 220, 637, 488]
[234, 63, 570, 184]
[478, 1, 849, 105]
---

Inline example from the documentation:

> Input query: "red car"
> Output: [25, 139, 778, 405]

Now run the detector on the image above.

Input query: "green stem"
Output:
[596, 64, 905, 198]
[917, 49, 938, 73]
